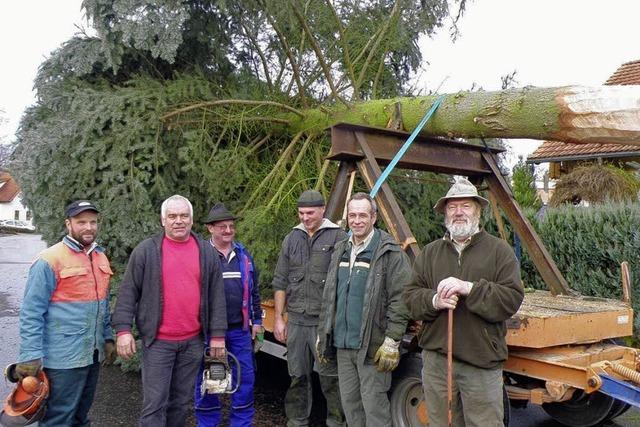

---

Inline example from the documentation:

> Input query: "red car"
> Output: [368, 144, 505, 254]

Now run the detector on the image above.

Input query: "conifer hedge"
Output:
[516, 203, 640, 333]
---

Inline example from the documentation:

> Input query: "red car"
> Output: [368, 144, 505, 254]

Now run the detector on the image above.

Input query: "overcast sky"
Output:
[1, 1, 639, 165]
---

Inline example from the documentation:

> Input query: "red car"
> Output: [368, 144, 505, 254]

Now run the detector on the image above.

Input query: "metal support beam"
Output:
[328, 123, 502, 175]
[354, 132, 420, 262]
[326, 161, 356, 224]
[481, 152, 572, 296]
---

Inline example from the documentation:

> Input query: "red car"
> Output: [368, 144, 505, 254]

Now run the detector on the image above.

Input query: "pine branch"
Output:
[289, 0, 349, 108]
[266, 134, 314, 209]
[264, 11, 309, 107]
[161, 99, 305, 121]
[242, 131, 304, 213]
[240, 21, 273, 89]
[324, 0, 358, 100]
[356, 0, 401, 90]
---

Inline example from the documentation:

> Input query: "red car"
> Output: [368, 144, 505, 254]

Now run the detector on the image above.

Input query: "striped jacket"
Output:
[18, 236, 113, 369]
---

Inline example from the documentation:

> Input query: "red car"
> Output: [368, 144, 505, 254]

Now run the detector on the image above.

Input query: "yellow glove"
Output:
[103, 340, 117, 366]
[373, 337, 400, 372]
[316, 335, 329, 364]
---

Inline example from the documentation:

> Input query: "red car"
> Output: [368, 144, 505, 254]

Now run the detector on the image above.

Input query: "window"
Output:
[14, 210, 19, 220]
[26, 210, 32, 221]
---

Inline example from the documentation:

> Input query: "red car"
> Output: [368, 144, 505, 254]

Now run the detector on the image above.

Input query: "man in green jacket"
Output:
[403, 178, 524, 427]
[317, 192, 411, 427]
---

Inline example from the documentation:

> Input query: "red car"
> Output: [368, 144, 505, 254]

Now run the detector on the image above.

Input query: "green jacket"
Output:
[318, 229, 411, 363]
[403, 230, 524, 369]
[272, 219, 347, 322]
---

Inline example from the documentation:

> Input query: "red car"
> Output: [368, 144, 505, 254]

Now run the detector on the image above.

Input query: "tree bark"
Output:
[285, 85, 640, 145]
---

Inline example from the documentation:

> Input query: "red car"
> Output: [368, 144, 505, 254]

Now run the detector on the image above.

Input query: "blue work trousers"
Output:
[41, 352, 100, 427]
[194, 328, 255, 427]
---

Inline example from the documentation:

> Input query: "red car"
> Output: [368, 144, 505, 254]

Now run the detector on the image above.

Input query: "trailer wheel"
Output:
[390, 354, 428, 427]
[605, 399, 631, 422]
[542, 390, 615, 427]
[389, 353, 511, 426]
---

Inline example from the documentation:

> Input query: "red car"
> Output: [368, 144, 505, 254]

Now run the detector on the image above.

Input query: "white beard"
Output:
[445, 216, 480, 241]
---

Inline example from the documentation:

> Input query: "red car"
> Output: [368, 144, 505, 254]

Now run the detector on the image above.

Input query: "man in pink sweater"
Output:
[113, 195, 227, 427]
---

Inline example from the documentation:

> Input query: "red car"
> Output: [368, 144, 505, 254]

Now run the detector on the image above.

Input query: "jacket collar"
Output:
[293, 218, 340, 234]
[63, 235, 101, 255]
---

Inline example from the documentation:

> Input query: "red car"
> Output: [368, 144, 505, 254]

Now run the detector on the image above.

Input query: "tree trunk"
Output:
[286, 85, 640, 145]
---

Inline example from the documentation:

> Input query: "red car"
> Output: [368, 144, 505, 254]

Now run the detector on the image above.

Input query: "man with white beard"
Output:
[403, 178, 524, 427]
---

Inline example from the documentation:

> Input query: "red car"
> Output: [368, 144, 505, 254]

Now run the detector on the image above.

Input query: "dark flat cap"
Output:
[65, 200, 99, 218]
[204, 202, 239, 224]
[297, 190, 324, 208]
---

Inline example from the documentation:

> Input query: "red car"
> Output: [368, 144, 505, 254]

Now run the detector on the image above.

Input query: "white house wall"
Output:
[0, 192, 32, 224]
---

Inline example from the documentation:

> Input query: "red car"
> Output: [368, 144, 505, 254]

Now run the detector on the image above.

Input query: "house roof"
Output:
[0, 172, 20, 203]
[528, 59, 640, 163]
[604, 59, 640, 85]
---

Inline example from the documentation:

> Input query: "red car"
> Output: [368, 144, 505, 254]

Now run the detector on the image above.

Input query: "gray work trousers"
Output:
[336, 348, 392, 427]
[422, 350, 504, 427]
[285, 322, 345, 427]
[140, 337, 204, 427]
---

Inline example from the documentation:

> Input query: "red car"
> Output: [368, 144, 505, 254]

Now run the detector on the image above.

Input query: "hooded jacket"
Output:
[272, 218, 347, 322]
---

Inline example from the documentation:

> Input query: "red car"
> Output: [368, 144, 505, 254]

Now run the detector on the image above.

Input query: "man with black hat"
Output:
[272, 190, 347, 427]
[16, 200, 115, 426]
[403, 178, 524, 427]
[194, 202, 262, 427]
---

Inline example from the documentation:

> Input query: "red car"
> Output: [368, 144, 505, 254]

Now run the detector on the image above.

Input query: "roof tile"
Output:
[0, 172, 20, 203]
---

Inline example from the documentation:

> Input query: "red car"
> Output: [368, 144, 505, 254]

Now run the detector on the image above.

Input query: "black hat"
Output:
[204, 203, 239, 224]
[297, 190, 325, 208]
[65, 200, 99, 218]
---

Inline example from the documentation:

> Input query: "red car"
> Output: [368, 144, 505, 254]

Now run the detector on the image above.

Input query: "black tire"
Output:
[390, 353, 428, 427]
[542, 390, 615, 427]
[503, 384, 510, 426]
[605, 399, 631, 422]
[389, 353, 510, 427]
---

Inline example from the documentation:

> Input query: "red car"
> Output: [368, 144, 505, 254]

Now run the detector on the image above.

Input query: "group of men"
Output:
[13, 177, 523, 427]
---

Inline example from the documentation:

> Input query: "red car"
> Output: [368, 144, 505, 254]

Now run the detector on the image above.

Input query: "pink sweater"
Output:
[157, 235, 202, 341]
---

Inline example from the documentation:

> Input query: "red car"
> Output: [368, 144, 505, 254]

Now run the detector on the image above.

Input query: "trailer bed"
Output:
[506, 290, 633, 348]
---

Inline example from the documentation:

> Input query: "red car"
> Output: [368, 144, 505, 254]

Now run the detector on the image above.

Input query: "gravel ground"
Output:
[89, 353, 327, 426]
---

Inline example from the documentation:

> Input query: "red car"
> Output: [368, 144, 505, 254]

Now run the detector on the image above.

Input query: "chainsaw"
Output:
[200, 349, 241, 395]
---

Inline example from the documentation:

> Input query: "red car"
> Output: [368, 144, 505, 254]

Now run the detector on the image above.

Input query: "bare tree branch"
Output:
[161, 99, 305, 121]
[289, 0, 349, 107]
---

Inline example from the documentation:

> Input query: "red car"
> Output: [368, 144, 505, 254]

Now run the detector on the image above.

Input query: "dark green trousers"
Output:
[285, 322, 346, 427]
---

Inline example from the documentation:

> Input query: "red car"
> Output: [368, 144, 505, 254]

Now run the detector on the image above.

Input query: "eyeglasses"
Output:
[213, 224, 235, 231]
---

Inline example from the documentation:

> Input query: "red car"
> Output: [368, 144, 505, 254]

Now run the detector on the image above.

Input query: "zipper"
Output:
[88, 251, 100, 355]
[343, 278, 351, 348]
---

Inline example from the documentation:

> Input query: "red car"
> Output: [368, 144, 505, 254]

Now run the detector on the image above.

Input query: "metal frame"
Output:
[325, 122, 571, 295]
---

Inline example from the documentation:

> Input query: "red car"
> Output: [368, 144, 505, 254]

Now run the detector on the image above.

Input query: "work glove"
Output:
[373, 337, 400, 372]
[14, 360, 41, 380]
[253, 332, 265, 354]
[316, 335, 329, 364]
[103, 340, 116, 366]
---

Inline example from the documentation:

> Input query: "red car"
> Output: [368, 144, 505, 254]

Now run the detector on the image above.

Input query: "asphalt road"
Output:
[1, 233, 639, 426]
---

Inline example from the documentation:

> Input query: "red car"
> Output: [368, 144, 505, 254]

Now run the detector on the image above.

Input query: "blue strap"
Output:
[369, 95, 445, 198]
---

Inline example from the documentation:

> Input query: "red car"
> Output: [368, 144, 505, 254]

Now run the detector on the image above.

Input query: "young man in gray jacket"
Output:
[317, 192, 411, 427]
[113, 195, 227, 427]
[272, 190, 347, 427]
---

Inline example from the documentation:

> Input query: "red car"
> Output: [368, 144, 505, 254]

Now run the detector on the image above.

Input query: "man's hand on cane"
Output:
[433, 277, 474, 310]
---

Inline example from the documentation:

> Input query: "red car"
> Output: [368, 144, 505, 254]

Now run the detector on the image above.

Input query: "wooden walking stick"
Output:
[447, 308, 454, 427]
